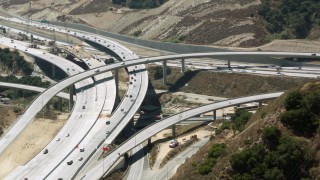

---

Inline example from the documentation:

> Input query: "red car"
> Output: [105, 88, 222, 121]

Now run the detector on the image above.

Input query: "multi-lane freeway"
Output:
[3, 49, 319, 179]
[1, 15, 320, 180]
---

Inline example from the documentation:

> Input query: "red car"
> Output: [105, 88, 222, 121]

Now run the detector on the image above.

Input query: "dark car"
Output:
[43, 149, 48, 154]
[106, 121, 110, 125]
[67, 160, 73, 165]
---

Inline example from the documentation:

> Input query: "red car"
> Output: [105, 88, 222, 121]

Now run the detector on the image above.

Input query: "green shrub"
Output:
[262, 126, 281, 149]
[208, 143, 226, 158]
[303, 91, 320, 115]
[284, 91, 303, 110]
[280, 109, 318, 136]
[221, 121, 232, 130]
[258, 0, 320, 39]
[231, 109, 252, 131]
[197, 143, 226, 175]
[231, 136, 307, 179]
[198, 164, 212, 175]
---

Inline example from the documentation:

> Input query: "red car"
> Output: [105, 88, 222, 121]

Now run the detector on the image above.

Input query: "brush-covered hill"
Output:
[2, 0, 320, 48]
[171, 81, 320, 179]
[0, 0, 267, 47]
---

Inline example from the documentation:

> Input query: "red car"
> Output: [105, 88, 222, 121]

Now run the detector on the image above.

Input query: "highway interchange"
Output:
[0, 16, 319, 179]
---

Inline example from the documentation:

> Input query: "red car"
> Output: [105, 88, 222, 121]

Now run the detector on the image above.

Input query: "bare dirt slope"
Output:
[0, 115, 67, 178]
[1, 0, 269, 47]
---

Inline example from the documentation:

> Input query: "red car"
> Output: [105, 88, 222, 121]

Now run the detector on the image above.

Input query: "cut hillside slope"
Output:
[149, 67, 313, 98]
[171, 81, 320, 180]
[0, 0, 268, 47]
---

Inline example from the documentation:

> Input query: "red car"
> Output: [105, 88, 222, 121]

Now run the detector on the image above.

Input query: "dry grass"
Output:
[149, 67, 312, 98]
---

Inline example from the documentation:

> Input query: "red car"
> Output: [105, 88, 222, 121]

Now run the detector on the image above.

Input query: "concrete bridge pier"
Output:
[58, 97, 63, 111]
[69, 85, 74, 112]
[147, 138, 152, 146]
[52, 64, 56, 78]
[172, 124, 176, 138]
[227, 60, 231, 69]
[163, 60, 167, 85]
[46, 102, 50, 110]
[213, 110, 216, 121]
[115, 68, 119, 98]
[13, 89, 18, 100]
[259, 101, 263, 108]
[181, 58, 185, 73]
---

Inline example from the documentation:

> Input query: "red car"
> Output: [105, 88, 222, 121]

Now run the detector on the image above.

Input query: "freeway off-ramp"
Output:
[82, 92, 283, 179]
[0, 82, 73, 100]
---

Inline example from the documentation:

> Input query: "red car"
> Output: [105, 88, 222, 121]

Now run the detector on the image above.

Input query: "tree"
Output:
[280, 108, 318, 136]
[303, 91, 320, 115]
[276, 136, 305, 176]
[264, 168, 285, 180]
[284, 91, 303, 110]
[230, 144, 266, 173]
[262, 126, 281, 150]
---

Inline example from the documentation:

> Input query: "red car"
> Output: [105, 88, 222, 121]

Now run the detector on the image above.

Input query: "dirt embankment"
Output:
[0, 113, 68, 178]
[149, 67, 312, 98]
[1, 0, 269, 47]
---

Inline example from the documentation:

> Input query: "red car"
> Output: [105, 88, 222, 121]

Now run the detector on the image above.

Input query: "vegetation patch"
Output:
[280, 89, 320, 136]
[112, 0, 167, 9]
[0, 48, 33, 75]
[197, 143, 226, 175]
[162, 35, 186, 43]
[259, 0, 320, 41]
[231, 131, 309, 179]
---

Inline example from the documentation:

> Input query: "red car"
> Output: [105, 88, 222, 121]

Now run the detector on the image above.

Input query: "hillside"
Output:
[0, 0, 268, 47]
[148, 67, 313, 98]
[170, 81, 320, 179]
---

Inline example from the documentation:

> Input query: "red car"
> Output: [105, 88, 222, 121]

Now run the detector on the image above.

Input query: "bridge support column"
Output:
[213, 110, 216, 121]
[69, 85, 74, 112]
[52, 64, 56, 79]
[163, 60, 167, 85]
[115, 68, 119, 98]
[148, 138, 151, 146]
[172, 124, 176, 138]
[58, 98, 63, 111]
[13, 89, 18, 100]
[181, 59, 185, 73]
[259, 101, 263, 108]
[46, 102, 50, 110]
[227, 60, 231, 69]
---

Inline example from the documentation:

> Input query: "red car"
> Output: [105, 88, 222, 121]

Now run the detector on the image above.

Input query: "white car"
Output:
[56, 138, 60, 141]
